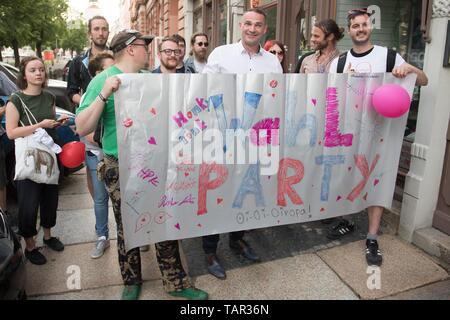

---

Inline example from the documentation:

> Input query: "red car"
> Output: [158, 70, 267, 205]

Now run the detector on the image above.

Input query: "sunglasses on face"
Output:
[196, 42, 209, 47]
[132, 43, 149, 52]
[270, 50, 284, 56]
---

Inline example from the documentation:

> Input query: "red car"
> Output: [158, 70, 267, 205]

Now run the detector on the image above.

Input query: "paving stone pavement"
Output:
[16, 170, 448, 300]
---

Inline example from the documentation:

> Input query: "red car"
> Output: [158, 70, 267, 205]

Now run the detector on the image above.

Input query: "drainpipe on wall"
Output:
[184, 0, 194, 58]
[399, 0, 450, 242]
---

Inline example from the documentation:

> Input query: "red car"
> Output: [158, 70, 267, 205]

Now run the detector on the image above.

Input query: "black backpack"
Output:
[295, 51, 315, 73]
[336, 48, 397, 73]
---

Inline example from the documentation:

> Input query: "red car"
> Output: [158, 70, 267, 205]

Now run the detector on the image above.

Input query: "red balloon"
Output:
[59, 142, 86, 168]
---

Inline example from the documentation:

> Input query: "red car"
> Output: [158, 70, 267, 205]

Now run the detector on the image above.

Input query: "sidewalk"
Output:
[27, 169, 450, 300]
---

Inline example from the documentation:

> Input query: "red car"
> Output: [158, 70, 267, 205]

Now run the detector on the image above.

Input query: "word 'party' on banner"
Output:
[115, 73, 416, 250]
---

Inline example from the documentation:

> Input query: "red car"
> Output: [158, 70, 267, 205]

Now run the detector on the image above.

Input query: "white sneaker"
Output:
[91, 237, 110, 259]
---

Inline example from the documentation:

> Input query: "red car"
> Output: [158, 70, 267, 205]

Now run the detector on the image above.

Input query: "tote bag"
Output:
[13, 94, 60, 185]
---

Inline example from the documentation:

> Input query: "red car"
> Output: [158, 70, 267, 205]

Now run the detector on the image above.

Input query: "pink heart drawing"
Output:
[150, 107, 157, 115]
[312, 99, 317, 106]
[217, 198, 223, 205]
[175, 223, 181, 230]
[336, 196, 342, 202]
[184, 172, 189, 177]
[374, 179, 380, 186]
[148, 137, 157, 145]
[272, 93, 276, 98]
[123, 118, 133, 128]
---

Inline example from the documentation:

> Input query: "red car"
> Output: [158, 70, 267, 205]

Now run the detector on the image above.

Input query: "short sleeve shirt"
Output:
[9, 91, 57, 140]
[76, 65, 123, 158]
[329, 45, 405, 73]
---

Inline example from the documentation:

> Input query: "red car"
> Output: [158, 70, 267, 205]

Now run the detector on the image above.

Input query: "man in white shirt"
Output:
[329, 8, 428, 267]
[203, 10, 282, 74]
[201, 8, 282, 280]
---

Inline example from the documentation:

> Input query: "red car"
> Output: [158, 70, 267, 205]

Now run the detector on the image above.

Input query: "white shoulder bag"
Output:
[13, 94, 60, 185]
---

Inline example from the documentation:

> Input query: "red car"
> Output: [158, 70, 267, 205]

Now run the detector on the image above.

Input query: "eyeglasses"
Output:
[270, 50, 284, 56]
[132, 43, 149, 52]
[196, 42, 209, 47]
[160, 49, 181, 56]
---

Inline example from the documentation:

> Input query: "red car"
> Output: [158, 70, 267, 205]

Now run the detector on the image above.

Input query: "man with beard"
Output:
[299, 19, 344, 74]
[201, 9, 282, 280]
[67, 16, 110, 105]
[185, 33, 209, 73]
[171, 34, 195, 73]
[67, 16, 112, 258]
[152, 37, 182, 73]
[329, 8, 428, 267]
[76, 30, 209, 300]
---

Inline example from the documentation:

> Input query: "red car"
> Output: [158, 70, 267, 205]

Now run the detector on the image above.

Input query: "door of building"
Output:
[433, 120, 450, 235]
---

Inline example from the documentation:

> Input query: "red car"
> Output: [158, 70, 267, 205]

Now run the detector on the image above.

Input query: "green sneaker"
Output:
[121, 284, 141, 300]
[169, 287, 209, 300]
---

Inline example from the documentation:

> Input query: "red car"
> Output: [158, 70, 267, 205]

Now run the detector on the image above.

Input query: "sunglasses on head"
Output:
[347, 8, 372, 18]
[196, 42, 209, 47]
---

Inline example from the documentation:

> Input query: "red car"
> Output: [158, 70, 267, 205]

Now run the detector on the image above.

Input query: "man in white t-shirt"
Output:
[329, 8, 428, 267]
[201, 9, 282, 281]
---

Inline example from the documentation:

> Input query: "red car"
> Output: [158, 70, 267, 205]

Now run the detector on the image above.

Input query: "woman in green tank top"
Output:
[5, 57, 68, 265]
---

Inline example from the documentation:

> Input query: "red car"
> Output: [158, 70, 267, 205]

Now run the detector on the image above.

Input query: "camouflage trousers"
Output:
[99, 155, 191, 291]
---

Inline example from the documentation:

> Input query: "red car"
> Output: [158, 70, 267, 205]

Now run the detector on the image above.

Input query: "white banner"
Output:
[114, 73, 416, 251]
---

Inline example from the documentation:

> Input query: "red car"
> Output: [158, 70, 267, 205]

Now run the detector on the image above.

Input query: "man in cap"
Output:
[76, 30, 209, 301]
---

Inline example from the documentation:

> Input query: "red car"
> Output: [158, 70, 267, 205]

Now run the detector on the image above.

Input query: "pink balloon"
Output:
[59, 142, 85, 168]
[372, 84, 411, 118]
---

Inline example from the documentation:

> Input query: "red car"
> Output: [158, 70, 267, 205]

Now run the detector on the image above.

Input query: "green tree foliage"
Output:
[60, 20, 88, 57]
[29, 0, 68, 58]
[0, 0, 35, 66]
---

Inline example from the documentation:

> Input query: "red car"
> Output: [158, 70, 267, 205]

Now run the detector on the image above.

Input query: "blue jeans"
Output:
[85, 151, 109, 239]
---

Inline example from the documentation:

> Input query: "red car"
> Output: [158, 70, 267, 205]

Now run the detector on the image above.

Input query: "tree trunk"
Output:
[12, 38, 20, 67]
[36, 41, 42, 59]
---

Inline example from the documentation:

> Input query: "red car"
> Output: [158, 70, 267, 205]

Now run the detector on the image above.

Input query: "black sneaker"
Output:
[366, 239, 383, 266]
[25, 248, 47, 265]
[43, 237, 65, 252]
[326, 219, 355, 240]
[321, 218, 336, 225]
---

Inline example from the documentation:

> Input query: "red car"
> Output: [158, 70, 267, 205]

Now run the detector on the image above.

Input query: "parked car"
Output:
[0, 61, 75, 113]
[0, 207, 26, 300]
[0, 71, 81, 198]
